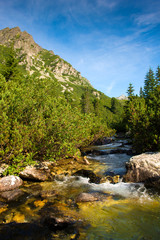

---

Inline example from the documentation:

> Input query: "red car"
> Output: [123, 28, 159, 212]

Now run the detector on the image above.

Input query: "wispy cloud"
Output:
[0, 0, 160, 97]
[135, 11, 160, 26]
[106, 81, 116, 94]
[96, 0, 118, 9]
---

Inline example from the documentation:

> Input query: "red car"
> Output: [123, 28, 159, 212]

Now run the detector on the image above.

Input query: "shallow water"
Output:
[0, 139, 160, 239]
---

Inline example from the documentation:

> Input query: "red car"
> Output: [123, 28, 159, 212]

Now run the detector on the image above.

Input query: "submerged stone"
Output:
[76, 192, 110, 203]
[34, 199, 48, 208]
[40, 190, 57, 198]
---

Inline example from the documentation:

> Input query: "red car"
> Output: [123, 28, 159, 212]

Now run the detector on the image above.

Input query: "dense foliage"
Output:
[125, 67, 160, 153]
[0, 46, 117, 174]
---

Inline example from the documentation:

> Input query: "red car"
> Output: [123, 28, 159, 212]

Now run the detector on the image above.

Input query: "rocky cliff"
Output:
[0, 27, 91, 89]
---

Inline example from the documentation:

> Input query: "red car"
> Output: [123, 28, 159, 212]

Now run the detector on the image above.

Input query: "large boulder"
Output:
[19, 165, 52, 181]
[0, 176, 23, 192]
[123, 152, 160, 185]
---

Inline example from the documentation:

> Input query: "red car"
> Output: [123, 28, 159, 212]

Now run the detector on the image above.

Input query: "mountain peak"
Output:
[0, 26, 42, 55]
[0, 26, 91, 88]
[116, 94, 128, 100]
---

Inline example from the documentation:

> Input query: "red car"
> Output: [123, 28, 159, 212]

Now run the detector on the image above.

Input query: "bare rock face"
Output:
[0, 27, 92, 87]
[19, 165, 52, 181]
[0, 27, 42, 56]
[123, 152, 160, 183]
[0, 176, 23, 192]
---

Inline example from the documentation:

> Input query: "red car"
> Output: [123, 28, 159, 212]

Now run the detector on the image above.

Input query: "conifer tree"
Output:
[155, 65, 160, 86]
[139, 87, 144, 98]
[127, 83, 134, 98]
[144, 68, 155, 98]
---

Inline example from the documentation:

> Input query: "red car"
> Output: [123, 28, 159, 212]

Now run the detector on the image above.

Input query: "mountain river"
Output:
[0, 138, 160, 239]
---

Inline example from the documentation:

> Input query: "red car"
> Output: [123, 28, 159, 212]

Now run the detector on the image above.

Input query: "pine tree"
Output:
[127, 83, 134, 98]
[139, 87, 144, 98]
[144, 68, 156, 98]
[155, 65, 160, 86]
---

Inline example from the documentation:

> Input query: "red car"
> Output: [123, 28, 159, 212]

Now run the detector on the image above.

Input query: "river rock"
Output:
[0, 176, 23, 192]
[42, 215, 76, 231]
[40, 190, 57, 198]
[76, 192, 109, 202]
[76, 193, 97, 202]
[19, 165, 52, 181]
[123, 152, 160, 184]
[0, 189, 24, 202]
[72, 169, 101, 184]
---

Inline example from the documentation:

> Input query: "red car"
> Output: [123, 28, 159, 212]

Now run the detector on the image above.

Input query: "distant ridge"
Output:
[116, 94, 128, 100]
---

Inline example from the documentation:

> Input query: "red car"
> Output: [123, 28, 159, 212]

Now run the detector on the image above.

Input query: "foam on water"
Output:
[55, 175, 151, 201]
[90, 181, 149, 200]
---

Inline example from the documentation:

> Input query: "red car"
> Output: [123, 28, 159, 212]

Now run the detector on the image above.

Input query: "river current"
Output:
[0, 138, 160, 239]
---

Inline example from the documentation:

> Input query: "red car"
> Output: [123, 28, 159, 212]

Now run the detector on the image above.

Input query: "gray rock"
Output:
[0, 176, 23, 192]
[76, 192, 109, 203]
[76, 193, 97, 202]
[0, 189, 24, 202]
[123, 152, 160, 183]
[19, 166, 51, 181]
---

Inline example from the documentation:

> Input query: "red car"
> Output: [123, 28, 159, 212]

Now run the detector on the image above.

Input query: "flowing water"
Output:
[0, 139, 160, 239]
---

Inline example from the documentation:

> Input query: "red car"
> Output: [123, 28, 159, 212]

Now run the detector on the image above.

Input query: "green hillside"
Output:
[0, 27, 124, 175]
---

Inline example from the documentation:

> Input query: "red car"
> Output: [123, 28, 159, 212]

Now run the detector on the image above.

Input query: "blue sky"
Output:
[0, 0, 160, 97]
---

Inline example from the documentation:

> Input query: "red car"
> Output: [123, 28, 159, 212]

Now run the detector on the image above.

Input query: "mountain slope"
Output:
[0, 27, 91, 92]
[0, 26, 124, 124]
[0, 27, 125, 173]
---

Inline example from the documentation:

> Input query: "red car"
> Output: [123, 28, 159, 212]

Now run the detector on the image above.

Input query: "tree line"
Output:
[125, 66, 160, 153]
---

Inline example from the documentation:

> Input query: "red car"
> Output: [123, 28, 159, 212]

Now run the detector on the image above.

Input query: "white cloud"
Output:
[106, 81, 116, 94]
[97, 0, 118, 9]
[134, 11, 160, 26]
